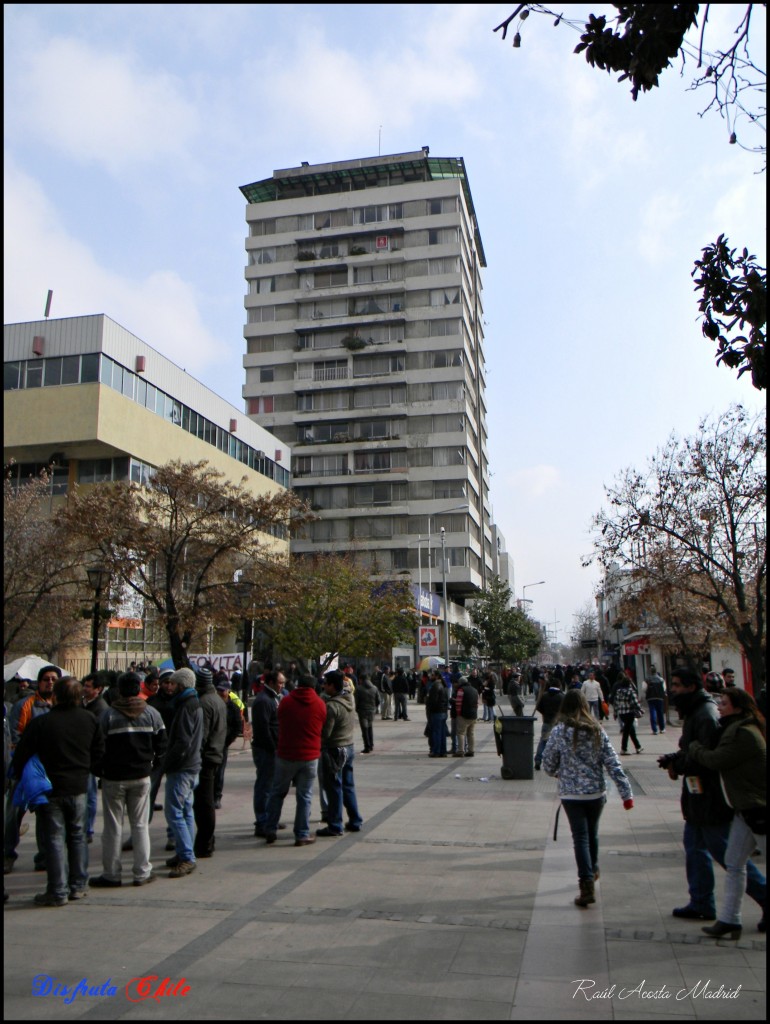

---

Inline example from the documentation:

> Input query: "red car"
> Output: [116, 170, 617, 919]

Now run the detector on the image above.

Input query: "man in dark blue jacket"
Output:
[251, 670, 282, 837]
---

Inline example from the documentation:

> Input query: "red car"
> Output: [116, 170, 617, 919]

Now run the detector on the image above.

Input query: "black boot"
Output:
[701, 921, 742, 940]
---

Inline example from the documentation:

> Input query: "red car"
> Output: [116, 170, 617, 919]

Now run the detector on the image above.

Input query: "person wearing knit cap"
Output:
[162, 668, 202, 878]
[192, 666, 226, 859]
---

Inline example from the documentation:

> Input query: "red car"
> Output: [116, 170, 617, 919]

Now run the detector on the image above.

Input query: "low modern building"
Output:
[4, 313, 291, 668]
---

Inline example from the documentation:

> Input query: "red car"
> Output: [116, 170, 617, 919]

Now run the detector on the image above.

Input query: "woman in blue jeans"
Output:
[542, 690, 634, 907]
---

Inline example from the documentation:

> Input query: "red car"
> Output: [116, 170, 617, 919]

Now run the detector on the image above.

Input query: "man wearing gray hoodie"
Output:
[316, 671, 363, 837]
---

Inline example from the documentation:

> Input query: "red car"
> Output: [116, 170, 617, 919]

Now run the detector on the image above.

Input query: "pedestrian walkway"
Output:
[3, 701, 765, 1020]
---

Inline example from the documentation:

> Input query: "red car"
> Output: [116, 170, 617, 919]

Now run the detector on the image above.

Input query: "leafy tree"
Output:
[450, 623, 484, 660]
[495, 4, 767, 388]
[589, 405, 766, 685]
[469, 575, 542, 665]
[4, 469, 88, 657]
[59, 460, 309, 668]
[271, 553, 419, 673]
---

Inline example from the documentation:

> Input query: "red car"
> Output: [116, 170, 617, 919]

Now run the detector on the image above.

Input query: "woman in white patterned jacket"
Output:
[542, 689, 634, 908]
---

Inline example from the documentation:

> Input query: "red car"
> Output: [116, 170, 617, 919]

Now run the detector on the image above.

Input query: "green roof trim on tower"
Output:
[240, 151, 485, 266]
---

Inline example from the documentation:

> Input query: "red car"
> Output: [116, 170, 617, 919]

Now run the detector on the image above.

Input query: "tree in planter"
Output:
[590, 405, 766, 686]
[4, 470, 88, 657]
[59, 460, 310, 668]
[469, 575, 542, 665]
[271, 553, 419, 674]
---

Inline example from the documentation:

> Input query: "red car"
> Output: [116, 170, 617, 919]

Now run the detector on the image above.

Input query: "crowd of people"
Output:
[3, 656, 765, 937]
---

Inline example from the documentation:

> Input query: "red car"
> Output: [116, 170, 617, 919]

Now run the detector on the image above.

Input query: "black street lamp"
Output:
[86, 567, 110, 673]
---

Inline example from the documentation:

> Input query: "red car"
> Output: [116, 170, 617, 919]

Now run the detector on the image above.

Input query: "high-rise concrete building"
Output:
[240, 148, 492, 636]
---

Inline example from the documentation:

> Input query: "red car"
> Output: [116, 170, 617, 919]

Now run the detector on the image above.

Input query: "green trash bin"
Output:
[494, 715, 536, 780]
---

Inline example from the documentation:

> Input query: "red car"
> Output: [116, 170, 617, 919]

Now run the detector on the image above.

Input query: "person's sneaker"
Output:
[68, 889, 88, 901]
[264, 833, 277, 845]
[315, 826, 343, 837]
[294, 837, 316, 847]
[344, 822, 362, 833]
[165, 855, 180, 868]
[465, 752, 474, 757]
[636, 747, 644, 754]
[672, 905, 716, 920]
[168, 861, 196, 878]
[34, 892, 68, 907]
[89, 876, 122, 888]
[133, 873, 157, 887]
[452, 752, 464, 758]
[214, 800, 222, 810]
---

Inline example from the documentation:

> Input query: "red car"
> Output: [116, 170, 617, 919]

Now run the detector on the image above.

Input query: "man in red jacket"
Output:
[262, 675, 326, 848]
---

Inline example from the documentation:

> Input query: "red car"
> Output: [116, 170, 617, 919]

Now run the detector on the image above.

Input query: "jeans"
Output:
[36, 793, 88, 899]
[322, 745, 362, 833]
[252, 745, 276, 829]
[648, 700, 665, 733]
[394, 693, 408, 720]
[562, 797, 606, 881]
[683, 820, 766, 915]
[722, 814, 768, 925]
[534, 723, 554, 767]
[264, 758, 318, 840]
[101, 777, 152, 882]
[165, 771, 198, 864]
[587, 701, 600, 720]
[428, 713, 447, 755]
[86, 773, 98, 836]
[482, 704, 495, 721]
[193, 760, 218, 856]
[4, 785, 47, 869]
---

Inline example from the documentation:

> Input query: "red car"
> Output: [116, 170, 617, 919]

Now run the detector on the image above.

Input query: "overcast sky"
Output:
[4, 4, 766, 644]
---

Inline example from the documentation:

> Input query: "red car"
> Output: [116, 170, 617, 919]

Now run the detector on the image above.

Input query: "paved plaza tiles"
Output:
[4, 696, 766, 1020]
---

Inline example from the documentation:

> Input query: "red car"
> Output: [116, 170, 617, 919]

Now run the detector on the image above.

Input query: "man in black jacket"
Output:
[12, 677, 104, 907]
[251, 670, 282, 837]
[425, 675, 449, 757]
[162, 668, 202, 878]
[192, 667, 226, 859]
[82, 673, 110, 844]
[90, 673, 167, 889]
[658, 667, 765, 921]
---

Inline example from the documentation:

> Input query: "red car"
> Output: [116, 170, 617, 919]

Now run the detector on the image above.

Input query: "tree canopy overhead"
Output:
[590, 405, 766, 684]
[495, 4, 767, 389]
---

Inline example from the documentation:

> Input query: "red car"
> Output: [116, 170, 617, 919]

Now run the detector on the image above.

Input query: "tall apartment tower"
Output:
[240, 149, 492, 624]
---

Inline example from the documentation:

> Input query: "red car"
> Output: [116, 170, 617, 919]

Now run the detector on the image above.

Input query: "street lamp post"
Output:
[522, 580, 546, 611]
[440, 527, 451, 667]
[86, 567, 110, 674]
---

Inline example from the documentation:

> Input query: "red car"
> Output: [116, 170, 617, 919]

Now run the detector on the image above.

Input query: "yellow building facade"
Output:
[4, 314, 292, 669]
